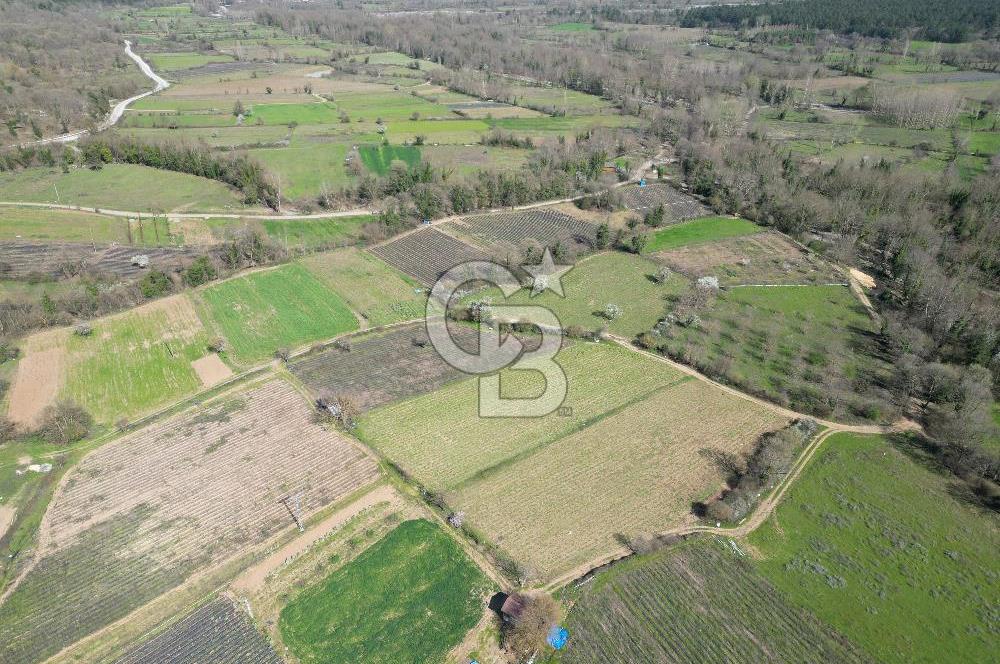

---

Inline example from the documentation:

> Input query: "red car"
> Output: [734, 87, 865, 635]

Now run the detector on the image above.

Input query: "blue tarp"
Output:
[547, 626, 569, 650]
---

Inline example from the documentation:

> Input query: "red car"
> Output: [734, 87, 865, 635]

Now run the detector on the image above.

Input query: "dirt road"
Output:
[7, 41, 168, 149]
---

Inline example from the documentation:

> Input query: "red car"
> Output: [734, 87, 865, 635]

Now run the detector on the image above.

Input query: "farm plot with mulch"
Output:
[653, 230, 845, 285]
[618, 183, 708, 219]
[444, 208, 598, 260]
[0, 380, 378, 664]
[358, 341, 786, 581]
[552, 537, 870, 664]
[0, 242, 197, 280]
[369, 227, 489, 286]
[289, 322, 478, 413]
[114, 596, 281, 664]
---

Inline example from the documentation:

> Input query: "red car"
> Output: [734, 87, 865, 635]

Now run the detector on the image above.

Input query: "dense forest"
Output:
[682, 0, 1000, 43]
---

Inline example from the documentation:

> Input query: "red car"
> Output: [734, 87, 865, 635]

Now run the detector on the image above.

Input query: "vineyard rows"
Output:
[559, 538, 870, 664]
[289, 323, 479, 412]
[0, 241, 198, 279]
[114, 597, 281, 664]
[0, 380, 378, 664]
[446, 208, 598, 255]
[618, 183, 708, 219]
[369, 228, 489, 285]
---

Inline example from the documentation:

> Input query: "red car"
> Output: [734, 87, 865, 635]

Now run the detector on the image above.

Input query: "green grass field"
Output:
[550, 537, 869, 664]
[301, 247, 426, 327]
[750, 433, 1000, 664]
[62, 296, 211, 422]
[117, 125, 290, 148]
[146, 52, 235, 71]
[334, 91, 457, 121]
[0, 207, 128, 243]
[358, 144, 421, 175]
[261, 215, 372, 250]
[250, 102, 339, 125]
[197, 263, 358, 364]
[279, 519, 492, 664]
[549, 22, 595, 32]
[0, 165, 243, 213]
[356, 342, 684, 490]
[646, 216, 763, 252]
[469, 252, 685, 337]
[248, 142, 353, 200]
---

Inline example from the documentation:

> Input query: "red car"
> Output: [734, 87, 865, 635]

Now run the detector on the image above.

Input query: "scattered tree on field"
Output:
[501, 592, 561, 662]
[37, 400, 92, 445]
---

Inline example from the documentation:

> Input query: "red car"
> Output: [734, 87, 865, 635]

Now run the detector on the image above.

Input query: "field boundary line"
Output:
[38, 476, 386, 664]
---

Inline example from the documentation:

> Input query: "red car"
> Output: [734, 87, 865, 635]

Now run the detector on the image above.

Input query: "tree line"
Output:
[681, 0, 1000, 43]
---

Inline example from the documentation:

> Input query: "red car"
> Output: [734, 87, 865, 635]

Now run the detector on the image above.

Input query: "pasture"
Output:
[0, 380, 378, 664]
[247, 142, 353, 200]
[358, 338, 788, 580]
[145, 52, 235, 72]
[750, 433, 1000, 664]
[551, 537, 869, 664]
[332, 90, 457, 121]
[301, 247, 426, 327]
[279, 519, 492, 664]
[645, 216, 763, 253]
[196, 263, 358, 365]
[0, 165, 244, 213]
[260, 214, 372, 250]
[250, 102, 339, 125]
[0, 208, 131, 244]
[358, 144, 421, 175]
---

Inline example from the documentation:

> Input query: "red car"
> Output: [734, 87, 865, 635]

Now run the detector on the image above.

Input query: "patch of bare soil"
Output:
[191, 353, 233, 388]
[7, 329, 68, 426]
[0, 505, 15, 540]
[230, 484, 401, 595]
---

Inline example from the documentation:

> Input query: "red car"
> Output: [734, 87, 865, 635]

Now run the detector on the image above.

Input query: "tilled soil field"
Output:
[618, 183, 708, 219]
[445, 208, 598, 258]
[0, 241, 198, 279]
[0, 380, 378, 664]
[369, 228, 489, 285]
[289, 323, 482, 413]
[114, 597, 281, 664]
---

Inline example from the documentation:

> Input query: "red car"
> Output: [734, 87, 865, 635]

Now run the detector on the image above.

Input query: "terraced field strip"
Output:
[645, 216, 763, 253]
[114, 597, 280, 664]
[553, 537, 870, 664]
[0, 380, 378, 664]
[289, 322, 478, 412]
[369, 227, 490, 285]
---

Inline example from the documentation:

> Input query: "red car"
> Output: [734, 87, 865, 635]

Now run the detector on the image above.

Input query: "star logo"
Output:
[522, 248, 572, 297]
